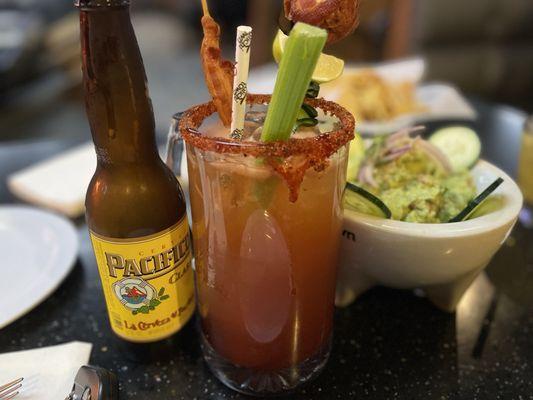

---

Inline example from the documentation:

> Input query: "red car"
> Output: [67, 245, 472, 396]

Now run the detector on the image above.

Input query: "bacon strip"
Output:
[200, 0, 234, 127]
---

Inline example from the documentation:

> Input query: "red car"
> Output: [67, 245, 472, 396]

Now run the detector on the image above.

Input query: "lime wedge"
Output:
[312, 54, 345, 84]
[273, 29, 287, 64]
[273, 30, 344, 84]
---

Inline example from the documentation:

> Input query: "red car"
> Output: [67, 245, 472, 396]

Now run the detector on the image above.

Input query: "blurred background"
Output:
[0, 0, 532, 142]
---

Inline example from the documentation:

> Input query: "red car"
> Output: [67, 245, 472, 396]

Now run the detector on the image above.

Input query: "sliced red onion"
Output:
[380, 144, 413, 163]
[383, 139, 411, 154]
[365, 165, 378, 188]
[386, 125, 426, 146]
[357, 163, 369, 183]
[358, 164, 377, 188]
[415, 139, 453, 173]
[357, 164, 378, 188]
[389, 143, 413, 155]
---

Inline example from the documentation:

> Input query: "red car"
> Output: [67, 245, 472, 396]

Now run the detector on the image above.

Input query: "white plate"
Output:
[0, 206, 78, 329]
[323, 81, 477, 135]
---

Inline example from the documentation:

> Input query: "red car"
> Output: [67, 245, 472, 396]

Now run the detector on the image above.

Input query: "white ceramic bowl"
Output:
[336, 160, 523, 311]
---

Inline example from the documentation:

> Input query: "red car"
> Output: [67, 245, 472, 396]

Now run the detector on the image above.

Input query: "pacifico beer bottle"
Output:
[76, 0, 195, 342]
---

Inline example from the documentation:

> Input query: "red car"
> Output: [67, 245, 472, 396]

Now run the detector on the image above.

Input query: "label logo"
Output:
[113, 277, 170, 315]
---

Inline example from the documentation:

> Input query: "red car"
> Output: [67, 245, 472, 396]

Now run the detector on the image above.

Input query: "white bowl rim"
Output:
[344, 160, 523, 238]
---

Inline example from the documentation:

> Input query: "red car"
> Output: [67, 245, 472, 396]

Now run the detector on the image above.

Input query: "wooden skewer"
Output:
[201, 0, 210, 17]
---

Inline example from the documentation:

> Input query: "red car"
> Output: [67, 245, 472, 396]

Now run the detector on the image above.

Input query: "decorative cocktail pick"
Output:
[230, 26, 253, 140]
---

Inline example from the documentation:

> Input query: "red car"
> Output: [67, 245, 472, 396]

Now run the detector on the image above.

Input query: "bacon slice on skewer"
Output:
[284, 0, 361, 44]
[200, 0, 234, 127]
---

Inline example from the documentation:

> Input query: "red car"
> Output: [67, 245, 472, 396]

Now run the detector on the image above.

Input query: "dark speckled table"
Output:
[0, 99, 532, 399]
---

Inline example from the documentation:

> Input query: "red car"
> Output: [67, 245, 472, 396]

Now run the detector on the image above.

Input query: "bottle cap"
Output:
[74, 0, 129, 8]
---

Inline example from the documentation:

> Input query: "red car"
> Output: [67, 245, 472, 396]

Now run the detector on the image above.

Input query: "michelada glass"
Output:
[172, 94, 354, 395]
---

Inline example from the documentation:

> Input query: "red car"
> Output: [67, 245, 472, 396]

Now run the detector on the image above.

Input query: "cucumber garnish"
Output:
[345, 182, 392, 219]
[306, 81, 320, 98]
[429, 126, 481, 172]
[296, 117, 319, 129]
[301, 103, 318, 118]
[449, 177, 504, 223]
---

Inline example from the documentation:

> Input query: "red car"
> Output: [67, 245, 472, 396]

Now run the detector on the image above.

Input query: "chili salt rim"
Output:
[178, 94, 355, 158]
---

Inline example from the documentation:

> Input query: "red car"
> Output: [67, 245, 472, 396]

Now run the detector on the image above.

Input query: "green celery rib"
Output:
[261, 23, 327, 142]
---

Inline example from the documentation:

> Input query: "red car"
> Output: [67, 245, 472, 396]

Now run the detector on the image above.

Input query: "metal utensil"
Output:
[65, 366, 118, 400]
[0, 378, 23, 400]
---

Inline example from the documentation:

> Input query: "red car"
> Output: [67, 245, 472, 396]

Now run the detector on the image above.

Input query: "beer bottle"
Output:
[76, 0, 195, 342]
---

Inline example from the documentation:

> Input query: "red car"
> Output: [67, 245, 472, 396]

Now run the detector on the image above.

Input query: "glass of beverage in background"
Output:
[171, 94, 354, 395]
[518, 116, 533, 205]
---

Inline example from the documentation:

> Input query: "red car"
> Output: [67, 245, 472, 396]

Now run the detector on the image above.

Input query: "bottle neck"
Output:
[80, 4, 159, 166]
[76, 0, 130, 9]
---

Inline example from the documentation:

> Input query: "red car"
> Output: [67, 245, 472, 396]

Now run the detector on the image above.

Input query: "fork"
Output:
[0, 378, 23, 400]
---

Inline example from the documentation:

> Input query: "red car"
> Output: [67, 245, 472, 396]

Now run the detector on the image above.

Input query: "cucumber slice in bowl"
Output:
[468, 195, 505, 220]
[449, 177, 504, 223]
[429, 126, 481, 172]
[345, 182, 392, 219]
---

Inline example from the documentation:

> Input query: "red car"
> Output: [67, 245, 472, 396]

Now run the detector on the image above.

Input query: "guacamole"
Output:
[362, 147, 476, 223]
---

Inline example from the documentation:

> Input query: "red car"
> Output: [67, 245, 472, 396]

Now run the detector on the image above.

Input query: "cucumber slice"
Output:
[429, 126, 481, 172]
[468, 195, 504, 219]
[449, 177, 504, 223]
[345, 182, 392, 219]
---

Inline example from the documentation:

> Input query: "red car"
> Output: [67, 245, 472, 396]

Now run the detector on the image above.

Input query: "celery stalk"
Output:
[261, 23, 327, 142]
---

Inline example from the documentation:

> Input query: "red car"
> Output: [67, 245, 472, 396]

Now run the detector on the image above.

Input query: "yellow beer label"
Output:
[89, 217, 195, 342]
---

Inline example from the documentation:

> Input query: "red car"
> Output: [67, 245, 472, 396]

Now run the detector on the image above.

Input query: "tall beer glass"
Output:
[175, 95, 354, 395]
